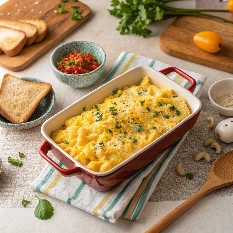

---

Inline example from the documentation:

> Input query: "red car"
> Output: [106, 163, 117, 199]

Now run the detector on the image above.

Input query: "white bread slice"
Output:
[0, 19, 38, 46]
[0, 74, 52, 124]
[0, 26, 26, 56]
[19, 18, 47, 43]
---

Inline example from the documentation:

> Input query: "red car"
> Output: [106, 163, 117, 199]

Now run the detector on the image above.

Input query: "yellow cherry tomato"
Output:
[227, 0, 233, 13]
[193, 31, 223, 53]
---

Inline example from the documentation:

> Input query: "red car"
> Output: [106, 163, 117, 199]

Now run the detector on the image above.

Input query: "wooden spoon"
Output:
[145, 150, 233, 233]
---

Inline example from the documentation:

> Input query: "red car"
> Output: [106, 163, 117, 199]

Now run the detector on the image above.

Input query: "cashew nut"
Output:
[175, 162, 185, 176]
[206, 116, 215, 129]
[210, 141, 221, 154]
[203, 138, 216, 147]
[194, 152, 211, 162]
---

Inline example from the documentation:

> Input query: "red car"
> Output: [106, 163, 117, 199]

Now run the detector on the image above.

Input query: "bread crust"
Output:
[0, 74, 52, 124]
[0, 18, 38, 46]
[19, 18, 47, 43]
[0, 26, 26, 56]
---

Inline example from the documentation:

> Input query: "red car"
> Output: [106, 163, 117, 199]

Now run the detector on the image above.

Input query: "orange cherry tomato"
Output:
[193, 31, 223, 53]
[227, 0, 233, 13]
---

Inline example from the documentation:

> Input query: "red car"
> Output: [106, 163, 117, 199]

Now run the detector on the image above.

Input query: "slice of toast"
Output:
[0, 74, 52, 124]
[0, 26, 26, 56]
[0, 19, 38, 46]
[19, 18, 47, 43]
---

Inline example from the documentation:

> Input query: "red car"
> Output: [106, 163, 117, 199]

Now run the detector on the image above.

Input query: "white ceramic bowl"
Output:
[208, 78, 233, 116]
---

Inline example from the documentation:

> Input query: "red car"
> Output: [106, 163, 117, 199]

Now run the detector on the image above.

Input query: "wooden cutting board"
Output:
[0, 0, 91, 71]
[159, 16, 233, 73]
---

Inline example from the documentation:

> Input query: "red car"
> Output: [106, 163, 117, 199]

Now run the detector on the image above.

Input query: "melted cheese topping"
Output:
[51, 76, 191, 172]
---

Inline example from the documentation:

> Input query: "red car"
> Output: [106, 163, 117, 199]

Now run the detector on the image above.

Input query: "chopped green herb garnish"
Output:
[138, 88, 148, 95]
[22, 199, 31, 207]
[18, 152, 25, 158]
[129, 137, 137, 143]
[176, 109, 181, 116]
[83, 107, 87, 111]
[146, 107, 150, 111]
[8, 156, 22, 167]
[115, 122, 122, 129]
[152, 110, 158, 118]
[134, 123, 143, 132]
[107, 129, 112, 133]
[95, 111, 103, 121]
[169, 105, 175, 110]
[112, 89, 119, 95]
[186, 172, 194, 180]
[158, 101, 163, 106]
[94, 104, 100, 110]
[71, 9, 83, 20]
[94, 142, 105, 150]
[64, 140, 69, 144]
[57, 4, 69, 13]
[61, 0, 68, 2]
[163, 114, 170, 119]
[140, 100, 145, 105]
[109, 106, 117, 116]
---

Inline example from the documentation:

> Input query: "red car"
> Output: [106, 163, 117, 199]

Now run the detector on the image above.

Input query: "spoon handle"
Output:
[145, 186, 211, 233]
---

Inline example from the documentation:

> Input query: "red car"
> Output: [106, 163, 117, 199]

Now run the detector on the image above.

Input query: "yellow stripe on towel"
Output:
[93, 186, 118, 217]
[120, 53, 137, 74]
[123, 154, 166, 220]
[44, 173, 62, 195]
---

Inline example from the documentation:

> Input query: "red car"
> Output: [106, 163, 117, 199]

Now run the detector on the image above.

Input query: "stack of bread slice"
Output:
[0, 18, 47, 57]
[0, 74, 52, 124]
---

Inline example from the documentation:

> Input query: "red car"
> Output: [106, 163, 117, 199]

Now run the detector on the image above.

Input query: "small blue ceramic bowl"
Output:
[50, 41, 106, 88]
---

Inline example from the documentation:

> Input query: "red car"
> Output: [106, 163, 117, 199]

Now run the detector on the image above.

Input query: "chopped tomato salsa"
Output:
[57, 50, 101, 74]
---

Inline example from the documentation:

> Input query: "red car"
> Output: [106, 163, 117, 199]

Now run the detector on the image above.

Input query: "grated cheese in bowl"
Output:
[215, 93, 233, 108]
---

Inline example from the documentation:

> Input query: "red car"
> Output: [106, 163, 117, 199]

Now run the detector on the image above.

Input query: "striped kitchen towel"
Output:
[31, 52, 206, 223]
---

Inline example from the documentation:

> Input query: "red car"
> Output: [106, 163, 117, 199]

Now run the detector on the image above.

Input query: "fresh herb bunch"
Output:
[108, 0, 233, 37]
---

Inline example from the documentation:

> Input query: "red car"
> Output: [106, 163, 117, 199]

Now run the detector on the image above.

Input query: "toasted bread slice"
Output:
[0, 74, 52, 124]
[0, 19, 38, 46]
[0, 26, 26, 56]
[19, 18, 47, 43]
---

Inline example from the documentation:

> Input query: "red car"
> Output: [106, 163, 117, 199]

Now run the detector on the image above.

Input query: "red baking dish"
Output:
[39, 65, 202, 191]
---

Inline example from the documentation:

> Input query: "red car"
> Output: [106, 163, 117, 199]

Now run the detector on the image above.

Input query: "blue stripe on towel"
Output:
[103, 52, 129, 84]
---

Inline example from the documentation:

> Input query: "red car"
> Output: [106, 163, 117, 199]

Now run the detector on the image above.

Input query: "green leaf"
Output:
[8, 156, 22, 167]
[71, 9, 83, 20]
[18, 152, 25, 158]
[22, 199, 31, 207]
[154, 6, 164, 21]
[34, 196, 54, 220]
[186, 172, 194, 180]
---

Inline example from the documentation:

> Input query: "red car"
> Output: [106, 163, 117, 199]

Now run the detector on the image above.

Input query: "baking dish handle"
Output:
[159, 66, 196, 93]
[39, 141, 82, 176]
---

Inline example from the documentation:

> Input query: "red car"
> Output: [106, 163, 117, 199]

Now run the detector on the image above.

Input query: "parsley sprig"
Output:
[34, 196, 54, 220]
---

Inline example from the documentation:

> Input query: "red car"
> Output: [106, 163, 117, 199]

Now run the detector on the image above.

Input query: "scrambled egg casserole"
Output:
[51, 76, 191, 172]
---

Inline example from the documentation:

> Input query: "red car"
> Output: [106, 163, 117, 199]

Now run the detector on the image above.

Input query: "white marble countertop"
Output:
[1, 0, 233, 232]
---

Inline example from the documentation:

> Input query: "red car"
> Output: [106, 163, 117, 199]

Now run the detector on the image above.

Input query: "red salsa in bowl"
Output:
[57, 50, 101, 74]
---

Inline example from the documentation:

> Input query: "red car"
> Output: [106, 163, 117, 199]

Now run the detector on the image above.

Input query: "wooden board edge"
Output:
[0, 2, 91, 71]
